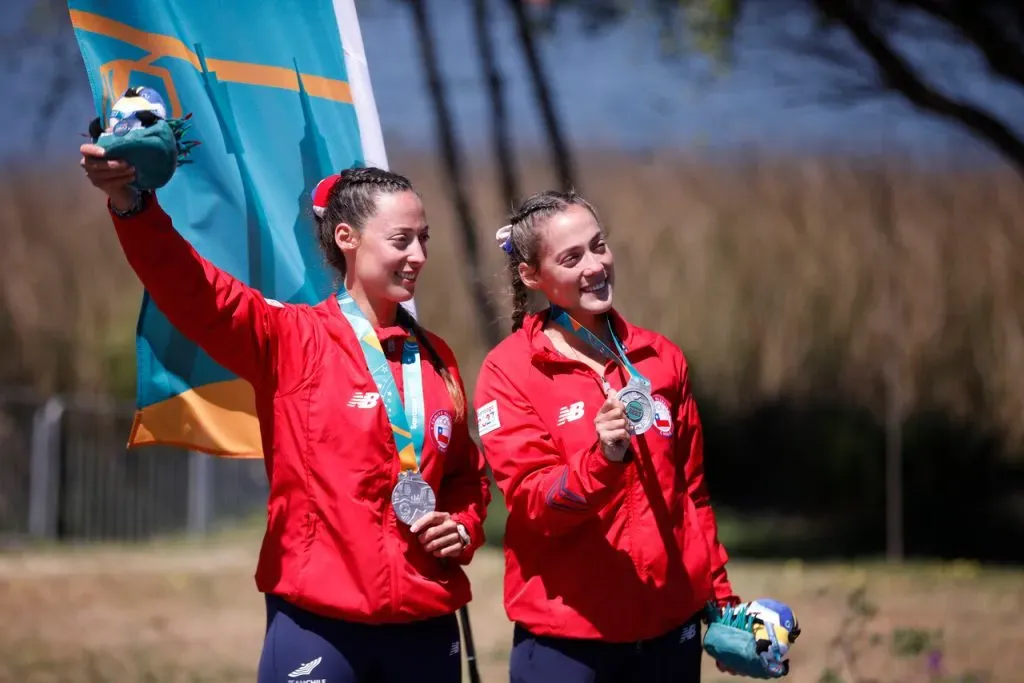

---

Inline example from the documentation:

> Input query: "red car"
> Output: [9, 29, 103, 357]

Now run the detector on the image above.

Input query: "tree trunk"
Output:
[408, 0, 502, 348]
[506, 0, 578, 191]
[473, 0, 521, 210]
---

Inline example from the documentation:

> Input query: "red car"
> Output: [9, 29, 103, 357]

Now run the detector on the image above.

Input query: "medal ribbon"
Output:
[337, 287, 425, 474]
[548, 306, 650, 389]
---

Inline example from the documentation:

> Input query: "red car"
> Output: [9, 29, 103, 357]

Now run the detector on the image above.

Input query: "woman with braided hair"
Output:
[473, 190, 740, 682]
[80, 143, 490, 683]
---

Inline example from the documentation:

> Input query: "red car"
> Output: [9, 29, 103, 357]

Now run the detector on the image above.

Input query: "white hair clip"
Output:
[496, 224, 513, 254]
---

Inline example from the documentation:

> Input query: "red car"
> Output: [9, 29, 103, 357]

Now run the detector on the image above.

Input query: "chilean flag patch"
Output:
[652, 396, 673, 437]
[430, 410, 454, 451]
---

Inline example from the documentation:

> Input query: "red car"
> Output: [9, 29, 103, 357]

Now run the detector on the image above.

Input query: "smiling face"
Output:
[335, 190, 429, 303]
[519, 203, 615, 321]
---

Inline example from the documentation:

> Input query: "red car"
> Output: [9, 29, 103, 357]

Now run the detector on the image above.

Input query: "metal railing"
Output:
[0, 390, 267, 544]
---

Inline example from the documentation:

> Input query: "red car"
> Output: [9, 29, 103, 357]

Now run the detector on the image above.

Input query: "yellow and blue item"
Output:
[88, 86, 199, 190]
[703, 598, 800, 679]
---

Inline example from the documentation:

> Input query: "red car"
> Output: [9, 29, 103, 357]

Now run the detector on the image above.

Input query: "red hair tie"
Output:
[311, 173, 342, 218]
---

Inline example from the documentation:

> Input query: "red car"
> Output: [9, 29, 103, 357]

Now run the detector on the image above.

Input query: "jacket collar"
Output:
[327, 295, 415, 346]
[523, 306, 656, 367]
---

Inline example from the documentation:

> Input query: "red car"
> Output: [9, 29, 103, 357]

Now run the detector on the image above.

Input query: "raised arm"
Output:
[473, 359, 630, 538]
[83, 144, 289, 388]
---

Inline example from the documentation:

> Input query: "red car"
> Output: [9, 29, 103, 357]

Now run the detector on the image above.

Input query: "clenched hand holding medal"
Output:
[549, 307, 656, 437]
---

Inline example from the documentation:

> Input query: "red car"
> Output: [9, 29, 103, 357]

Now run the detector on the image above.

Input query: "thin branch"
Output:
[407, 0, 503, 346]
[907, 0, 1024, 88]
[816, 0, 1024, 176]
[507, 0, 578, 191]
[472, 0, 521, 210]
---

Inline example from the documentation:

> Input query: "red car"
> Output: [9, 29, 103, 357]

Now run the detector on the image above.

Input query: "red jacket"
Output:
[473, 309, 736, 642]
[111, 197, 490, 623]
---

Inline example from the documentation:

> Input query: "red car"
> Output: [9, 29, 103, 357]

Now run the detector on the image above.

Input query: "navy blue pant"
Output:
[257, 595, 462, 683]
[510, 612, 703, 683]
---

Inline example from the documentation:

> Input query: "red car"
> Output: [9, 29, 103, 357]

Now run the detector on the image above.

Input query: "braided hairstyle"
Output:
[313, 166, 466, 421]
[499, 189, 601, 331]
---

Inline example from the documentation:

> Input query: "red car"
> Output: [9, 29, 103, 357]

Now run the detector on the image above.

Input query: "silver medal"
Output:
[616, 383, 655, 435]
[391, 471, 436, 525]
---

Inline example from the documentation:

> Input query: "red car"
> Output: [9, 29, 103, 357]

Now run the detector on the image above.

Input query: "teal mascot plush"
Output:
[87, 86, 199, 190]
[703, 599, 801, 679]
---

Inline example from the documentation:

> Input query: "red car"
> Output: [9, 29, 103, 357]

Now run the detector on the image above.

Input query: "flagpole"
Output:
[332, 0, 418, 321]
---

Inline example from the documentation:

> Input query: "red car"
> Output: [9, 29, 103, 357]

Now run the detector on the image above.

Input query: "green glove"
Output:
[703, 599, 800, 679]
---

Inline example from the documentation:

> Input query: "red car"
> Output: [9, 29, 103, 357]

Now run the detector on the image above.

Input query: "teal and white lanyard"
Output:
[336, 287, 426, 473]
[548, 306, 651, 390]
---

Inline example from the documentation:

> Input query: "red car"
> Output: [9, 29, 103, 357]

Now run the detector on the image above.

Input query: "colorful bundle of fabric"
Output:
[87, 86, 199, 190]
[703, 598, 801, 678]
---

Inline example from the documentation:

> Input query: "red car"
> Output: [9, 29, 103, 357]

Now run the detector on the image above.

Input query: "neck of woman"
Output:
[345, 277, 398, 329]
[569, 307, 615, 345]
[547, 307, 614, 361]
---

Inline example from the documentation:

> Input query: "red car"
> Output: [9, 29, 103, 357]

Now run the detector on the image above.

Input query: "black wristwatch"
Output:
[109, 188, 152, 218]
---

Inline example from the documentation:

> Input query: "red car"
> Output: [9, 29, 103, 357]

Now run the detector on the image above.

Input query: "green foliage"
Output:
[676, 0, 741, 65]
[890, 627, 942, 658]
[821, 582, 993, 683]
[544, 0, 742, 68]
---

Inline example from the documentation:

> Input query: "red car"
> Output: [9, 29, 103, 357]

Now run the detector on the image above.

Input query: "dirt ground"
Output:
[0, 531, 1020, 683]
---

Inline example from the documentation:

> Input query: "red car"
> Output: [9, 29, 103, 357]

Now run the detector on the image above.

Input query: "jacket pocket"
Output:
[296, 511, 320, 587]
[405, 542, 456, 586]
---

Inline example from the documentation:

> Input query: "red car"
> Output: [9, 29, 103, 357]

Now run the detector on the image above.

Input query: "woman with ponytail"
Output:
[473, 190, 740, 682]
[80, 143, 490, 683]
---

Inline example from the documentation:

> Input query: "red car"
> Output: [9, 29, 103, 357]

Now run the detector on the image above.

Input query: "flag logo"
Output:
[430, 410, 453, 451]
[653, 396, 673, 437]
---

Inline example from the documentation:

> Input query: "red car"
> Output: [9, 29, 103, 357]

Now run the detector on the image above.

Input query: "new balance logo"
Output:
[289, 656, 322, 678]
[557, 401, 585, 426]
[449, 640, 461, 656]
[347, 392, 381, 409]
[680, 623, 698, 643]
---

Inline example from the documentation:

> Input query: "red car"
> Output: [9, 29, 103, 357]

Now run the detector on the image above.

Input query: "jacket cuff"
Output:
[108, 191, 167, 230]
[717, 594, 741, 608]
[583, 440, 630, 488]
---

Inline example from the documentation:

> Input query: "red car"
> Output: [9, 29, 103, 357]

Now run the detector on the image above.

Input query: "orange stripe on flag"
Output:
[128, 378, 263, 458]
[69, 9, 352, 104]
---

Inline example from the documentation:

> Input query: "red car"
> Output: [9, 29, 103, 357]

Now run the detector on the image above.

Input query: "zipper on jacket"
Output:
[580, 364, 642, 576]
[384, 466, 402, 617]
[385, 507, 402, 617]
[592, 364, 643, 581]
[626, 455, 640, 576]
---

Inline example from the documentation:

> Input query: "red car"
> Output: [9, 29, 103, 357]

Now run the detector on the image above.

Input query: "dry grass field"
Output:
[1, 148, 1023, 681]
[0, 527, 1020, 683]
[3, 149, 1024, 443]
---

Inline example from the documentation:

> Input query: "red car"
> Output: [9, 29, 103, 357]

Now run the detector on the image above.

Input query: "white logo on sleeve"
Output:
[289, 656, 322, 678]
[476, 399, 501, 436]
[556, 401, 585, 426]
[347, 392, 381, 409]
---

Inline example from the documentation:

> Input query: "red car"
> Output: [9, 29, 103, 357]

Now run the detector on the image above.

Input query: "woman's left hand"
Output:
[410, 511, 465, 557]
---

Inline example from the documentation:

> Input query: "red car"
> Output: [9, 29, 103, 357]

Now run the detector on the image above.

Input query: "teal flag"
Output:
[69, 0, 388, 456]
